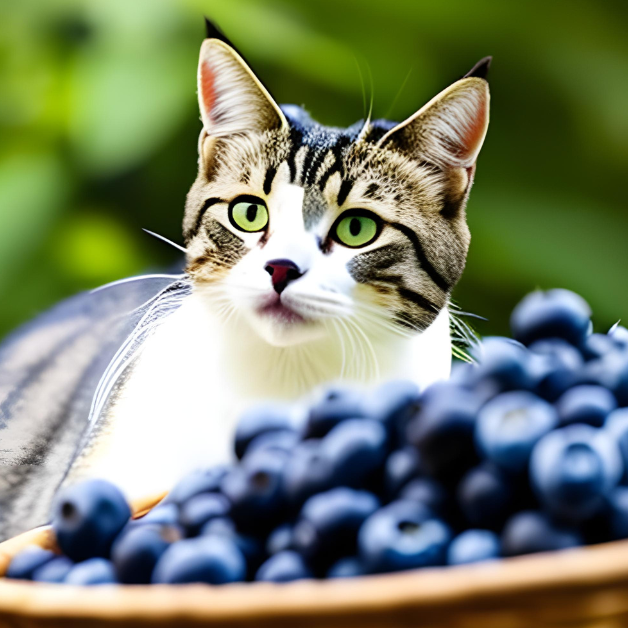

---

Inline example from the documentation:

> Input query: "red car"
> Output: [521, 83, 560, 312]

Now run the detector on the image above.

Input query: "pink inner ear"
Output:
[460, 96, 488, 161]
[200, 60, 216, 124]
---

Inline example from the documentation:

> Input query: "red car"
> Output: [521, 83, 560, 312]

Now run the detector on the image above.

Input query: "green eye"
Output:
[229, 197, 269, 232]
[334, 213, 379, 248]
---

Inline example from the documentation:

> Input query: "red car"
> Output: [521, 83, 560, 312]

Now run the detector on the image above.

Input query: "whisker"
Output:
[142, 228, 188, 253]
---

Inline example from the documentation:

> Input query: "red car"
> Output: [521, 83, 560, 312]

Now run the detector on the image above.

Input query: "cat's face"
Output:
[184, 35, 489, 348]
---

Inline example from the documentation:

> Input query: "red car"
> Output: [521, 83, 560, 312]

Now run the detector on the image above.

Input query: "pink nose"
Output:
[264, 259, 304, 294]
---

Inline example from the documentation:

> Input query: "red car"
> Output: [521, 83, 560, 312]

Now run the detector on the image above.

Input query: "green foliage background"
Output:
[1, 0, 627, 339]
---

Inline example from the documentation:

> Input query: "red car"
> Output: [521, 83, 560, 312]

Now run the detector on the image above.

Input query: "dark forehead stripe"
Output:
[388, 222, 451, 292]
[188, 197, 225, 240]
[263, 165, 277, 195]
[286, 127, 304, 183]
[336, 179, 354, 207]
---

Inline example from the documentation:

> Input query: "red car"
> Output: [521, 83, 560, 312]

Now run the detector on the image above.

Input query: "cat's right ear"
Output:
[197, 37, 288, 143]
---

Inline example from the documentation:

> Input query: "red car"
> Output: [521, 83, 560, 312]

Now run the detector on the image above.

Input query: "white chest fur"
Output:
[77, 292, 452, 501]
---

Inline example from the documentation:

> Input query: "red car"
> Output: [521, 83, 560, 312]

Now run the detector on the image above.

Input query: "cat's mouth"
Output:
[258, 297, 306, 325]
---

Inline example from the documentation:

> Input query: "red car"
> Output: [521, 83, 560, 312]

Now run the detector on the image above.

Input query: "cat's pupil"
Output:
[349, 218, 361, 237]
[246, 204, 257, 223]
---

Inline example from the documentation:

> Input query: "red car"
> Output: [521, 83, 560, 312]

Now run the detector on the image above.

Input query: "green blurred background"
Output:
[1, 0, 627, 340]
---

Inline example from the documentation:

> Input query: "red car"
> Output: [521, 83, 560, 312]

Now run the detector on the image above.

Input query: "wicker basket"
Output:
[2, 495, 628, 628]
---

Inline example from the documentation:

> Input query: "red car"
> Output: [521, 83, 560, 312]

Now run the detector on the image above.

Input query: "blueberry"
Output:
[282, 440, 334, 506]
[220, 449, 287, 533]
[326, 556, 365, 578]
[304, 388, 369, 439]
[501, 511, 582, 556]
[201, 518, 263, 578]
[528, 338, 584, 401]
[370, 380, 420, 443]
[604, 487, 628, 540]
[132, 503, 179, 527]
[179, 493, 231, 537]
[612, 356, 628, 406]
[384, 447, 423, 498]
[580, 334, 618, 361]
[293, 488, 379, 567]
[358, 500, 452, 573]
[6, 546, 55, 580]
[398, 478, 450, 519]
[246, 430, 300, 457]
[608, 324, 628, 349]
[65, 558, 117, 585]
[556, 385, 617, 427]
[111, 524, 175, 584]
[152, 537, 246, 584]
[530, 424, 623, 522]
[32, 556, 74, 583]
[469, 336, 535, 391]
[407, 385, 482, 482]
[456, 464, 513, 529]
[510, 289, 592, 346]
[235, 402, 296, 459]
[255, 551, 313, 582]
[52, 479, 131, 562]
[266, 523, 294, 555]
[321, 419, 388, 489]
[163, 466, 229, 506]
[476, 391, 558, 473]
[605, 408, 628, 480]
[447, 530, 500, 566]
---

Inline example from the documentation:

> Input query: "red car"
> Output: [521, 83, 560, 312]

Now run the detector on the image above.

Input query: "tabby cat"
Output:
[0, 20, 489, 540]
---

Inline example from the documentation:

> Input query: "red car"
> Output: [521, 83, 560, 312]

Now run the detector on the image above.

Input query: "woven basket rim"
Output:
[2, 527, 628, 623]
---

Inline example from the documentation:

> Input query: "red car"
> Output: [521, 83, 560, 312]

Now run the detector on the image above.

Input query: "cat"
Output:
[0, 19, 489, 541]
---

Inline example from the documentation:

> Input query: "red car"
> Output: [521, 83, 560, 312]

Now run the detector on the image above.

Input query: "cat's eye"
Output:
[333, 211, 380, 248]
[229, 196, 269, 232]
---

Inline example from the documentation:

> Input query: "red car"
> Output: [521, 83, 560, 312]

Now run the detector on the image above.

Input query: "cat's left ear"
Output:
[197, 31, 288, 140]
[379, 59, 490, 169]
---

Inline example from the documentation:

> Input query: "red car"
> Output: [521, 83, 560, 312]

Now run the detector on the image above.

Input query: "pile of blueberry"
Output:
[7, 288, 628, 586]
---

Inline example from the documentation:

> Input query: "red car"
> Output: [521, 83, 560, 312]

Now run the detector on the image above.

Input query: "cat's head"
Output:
[184, 22, 489, 348]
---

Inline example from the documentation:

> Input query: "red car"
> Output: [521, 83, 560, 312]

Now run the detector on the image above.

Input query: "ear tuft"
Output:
[463, 56, 492, 80]
[379, 76, 489, 169]
[198, 39, 287, 139]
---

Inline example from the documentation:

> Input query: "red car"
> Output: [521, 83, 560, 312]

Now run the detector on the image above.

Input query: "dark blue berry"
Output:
[132, 503, 179, 527]
[510, 289, 591, 346]
[605, 408, 628, 481]
[556, 385, 617, 427]
[255, 551, 313, 582]
[358, 500, 452, 573]
[476, 391, 558, 473]
[220, 449, 287, 533]
[580, 333, 618, 361]
[447, 530, 500, 565]
[265, 523, 294, 555]
[293, 488, 379, 566]
[457, 463, 513, 529]
[282, 440, 334, 506]
[304, 387, 369, 439]
[322, 419, 388, 489]
[384, 447, 423, 498]
[65, 558, 117, 585]
[326, 556, 365, 578]
[111, 524, 175, 584]
[179, 493, 230, 537]
[235, 403, 296, 459]
[398, 478, 450, 519]
[246, 430, 300, 457]
[605, 487, 628, 540]
[370, 380, 420, 443]
[152, 537, 246, 584]
[52, 479, 131, 562]
[501, 511, 582, 556]
[528, 338, 584, 401]
[608, 325, 628, 349]
[407, 384, 482, 481]
[6, 547, 55, 580]
[32, 556, 74, 583]
[530, 424, 622, 522]
[163, 466, 229, 506]
[469, 336, 535, 391]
